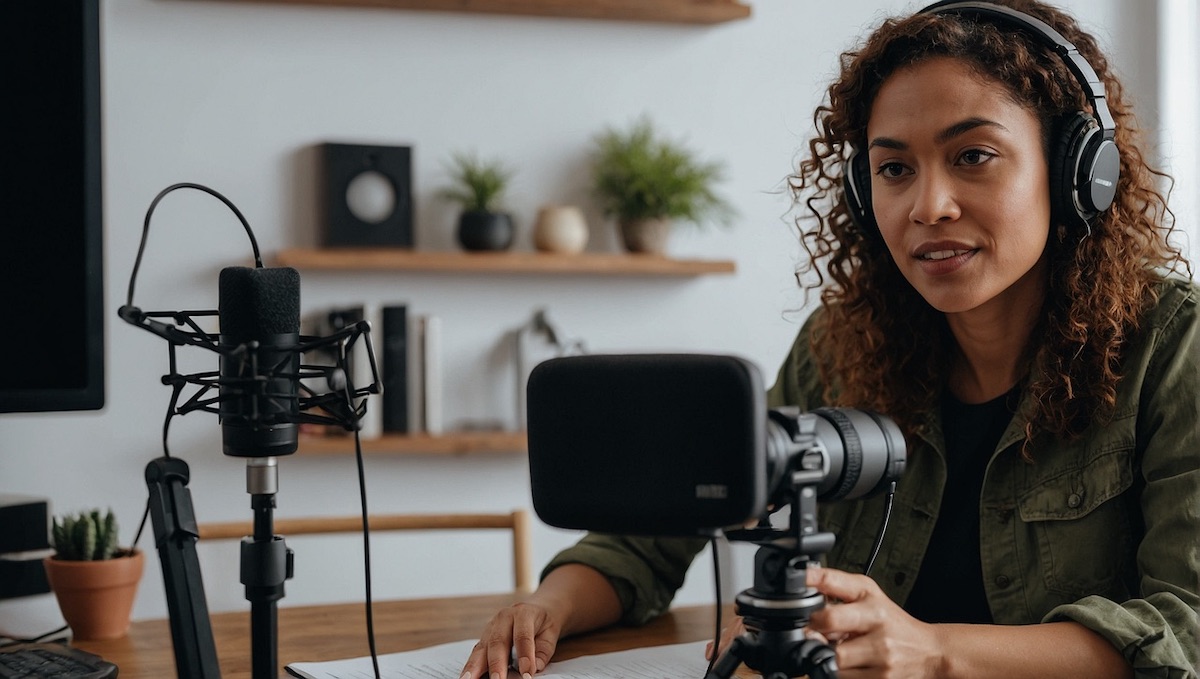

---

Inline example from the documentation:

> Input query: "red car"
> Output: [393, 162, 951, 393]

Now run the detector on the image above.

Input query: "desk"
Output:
[75, 594, 756, 678]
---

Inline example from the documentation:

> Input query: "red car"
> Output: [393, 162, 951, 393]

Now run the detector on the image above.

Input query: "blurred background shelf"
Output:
[296, 430, 528, 456]
[275, 248, 736, 277]
[206, 0, 752, 24]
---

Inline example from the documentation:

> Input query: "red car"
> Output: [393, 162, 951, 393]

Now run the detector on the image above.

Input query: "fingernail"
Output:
[524, 674, 533, 679]
[536, 658, 546, 672]
[459, 674, 470, 679]
[491, 673, 500, 679]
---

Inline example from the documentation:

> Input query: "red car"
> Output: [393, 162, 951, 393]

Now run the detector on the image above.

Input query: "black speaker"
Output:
[844, 1, 1120, 238]
[527, 354, 767, 536]
[321, 143, 413, 248]
[381, 305, 410, 433]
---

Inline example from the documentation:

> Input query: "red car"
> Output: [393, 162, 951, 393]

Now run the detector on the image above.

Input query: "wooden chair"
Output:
[197, 509, 534, 593]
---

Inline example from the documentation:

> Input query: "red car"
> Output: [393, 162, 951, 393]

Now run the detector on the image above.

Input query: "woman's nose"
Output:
[907, 169, 961, 226]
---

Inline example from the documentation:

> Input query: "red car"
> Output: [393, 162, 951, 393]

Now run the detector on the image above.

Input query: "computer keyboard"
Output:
[0, 643, 117, 679]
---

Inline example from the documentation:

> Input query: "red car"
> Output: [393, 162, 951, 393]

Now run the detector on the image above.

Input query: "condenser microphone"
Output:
[218, 266, 301, 458]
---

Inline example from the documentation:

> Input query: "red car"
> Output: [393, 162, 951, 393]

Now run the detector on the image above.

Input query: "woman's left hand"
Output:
[805, 567, 945, 679]
[705, 616, 745, 661]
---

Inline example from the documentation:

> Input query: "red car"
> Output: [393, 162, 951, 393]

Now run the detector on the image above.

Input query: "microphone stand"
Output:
[145, 457, 223, 679]
[242, 457, 292, 679]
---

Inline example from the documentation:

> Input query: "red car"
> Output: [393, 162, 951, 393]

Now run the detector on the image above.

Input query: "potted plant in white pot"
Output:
[591, 117, 734, 255]
[43, 508, 144, 640]
[439, 151, 516, 252]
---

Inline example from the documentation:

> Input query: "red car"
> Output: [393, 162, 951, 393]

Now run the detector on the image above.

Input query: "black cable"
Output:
[126, 182, 263, 310]
[345, 374, 381, 679]
[864, 481, 898, 576]
[704, 536, 723, 677]
[0, 626, 70, 647]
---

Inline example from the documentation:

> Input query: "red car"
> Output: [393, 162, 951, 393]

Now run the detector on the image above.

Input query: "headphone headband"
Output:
[920, 1, 1115, 137]
[843, 1, 1122, 236]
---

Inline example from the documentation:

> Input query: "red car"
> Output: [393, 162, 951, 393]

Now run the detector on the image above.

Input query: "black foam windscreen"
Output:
[526, 354, 767, 536]
[217, 266, 301, 457]
[218, 267, 300, 340]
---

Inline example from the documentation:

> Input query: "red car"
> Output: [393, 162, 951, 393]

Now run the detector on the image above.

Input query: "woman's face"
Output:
[866, 57, 1052, 317]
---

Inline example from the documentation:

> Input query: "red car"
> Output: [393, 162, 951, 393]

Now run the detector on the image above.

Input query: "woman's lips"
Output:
[914, 247, 977, 275]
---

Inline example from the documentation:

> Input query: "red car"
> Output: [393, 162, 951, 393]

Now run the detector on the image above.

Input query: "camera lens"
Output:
[765, 407, 906, 503]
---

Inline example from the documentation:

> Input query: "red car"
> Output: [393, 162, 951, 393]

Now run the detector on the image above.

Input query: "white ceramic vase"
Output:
[533, 205, 589, 254]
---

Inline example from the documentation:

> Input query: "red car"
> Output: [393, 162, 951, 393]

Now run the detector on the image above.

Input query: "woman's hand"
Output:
[805, 567, 945, 679]
[459, 564, 624, 679]
[705, 615, 746, 661]
[459, 601, 561, 679]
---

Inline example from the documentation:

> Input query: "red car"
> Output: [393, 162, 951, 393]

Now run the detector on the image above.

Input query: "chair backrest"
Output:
[197, 509, 533, 593]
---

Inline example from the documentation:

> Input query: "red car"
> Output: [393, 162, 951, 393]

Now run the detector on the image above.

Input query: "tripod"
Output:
[708, 469, 840, 678]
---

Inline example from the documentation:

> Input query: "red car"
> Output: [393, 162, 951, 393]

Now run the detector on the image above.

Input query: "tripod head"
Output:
[709, 416, 844, 679]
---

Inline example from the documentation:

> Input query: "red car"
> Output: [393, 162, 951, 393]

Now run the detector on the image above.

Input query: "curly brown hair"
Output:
[790, 0, 1190, 448]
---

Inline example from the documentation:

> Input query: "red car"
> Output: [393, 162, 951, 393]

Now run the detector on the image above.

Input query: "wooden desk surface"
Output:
[75, 594, 752, 678]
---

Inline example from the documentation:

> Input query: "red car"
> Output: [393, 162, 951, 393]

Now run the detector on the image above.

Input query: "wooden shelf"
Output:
[295, 430, 527, 456]
[206, 0, 752, 25]
[275, 248, 736, 277]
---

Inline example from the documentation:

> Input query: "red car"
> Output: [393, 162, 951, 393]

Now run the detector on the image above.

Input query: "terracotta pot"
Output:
[44, 550, 144, 641]
[618, 217, 671, 254]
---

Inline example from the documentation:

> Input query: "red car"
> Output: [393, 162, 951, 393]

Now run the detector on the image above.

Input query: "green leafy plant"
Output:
[438, 151, 515, 213]
[51, 509, 124, 561]
[591, 117, 734, 226]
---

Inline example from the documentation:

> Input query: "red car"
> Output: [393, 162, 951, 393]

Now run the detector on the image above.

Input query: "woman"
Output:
[460, 1, 1199, 678]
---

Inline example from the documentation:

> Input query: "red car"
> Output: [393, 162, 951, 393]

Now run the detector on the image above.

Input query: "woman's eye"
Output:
[958, 149, 995, 166]
[876, 162, 908, 178]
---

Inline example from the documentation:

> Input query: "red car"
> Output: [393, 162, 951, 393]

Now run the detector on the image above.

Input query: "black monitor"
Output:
[0, 0, 104, 413]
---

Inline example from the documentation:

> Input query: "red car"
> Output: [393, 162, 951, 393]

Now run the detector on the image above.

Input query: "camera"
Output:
[526, 354, 905, 537]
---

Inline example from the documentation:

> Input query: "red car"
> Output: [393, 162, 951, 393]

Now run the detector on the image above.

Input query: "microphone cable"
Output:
[864, 481, 898, 576]
[704, 536, 723, 677]
[338, 342, 382, 679]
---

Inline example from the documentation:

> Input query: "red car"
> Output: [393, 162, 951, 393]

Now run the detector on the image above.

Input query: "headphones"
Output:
[842, 0, 1121, 238]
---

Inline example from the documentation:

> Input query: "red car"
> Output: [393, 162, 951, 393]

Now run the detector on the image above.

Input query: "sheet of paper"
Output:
[285, 638, 711, 679]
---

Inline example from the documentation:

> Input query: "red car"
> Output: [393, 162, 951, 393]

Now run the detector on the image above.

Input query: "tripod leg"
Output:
[704, 635, 750, 679]
[793, 639, 838, 679]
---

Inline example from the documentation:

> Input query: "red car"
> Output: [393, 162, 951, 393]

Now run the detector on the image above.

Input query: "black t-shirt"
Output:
[904, 388, 1017, 624]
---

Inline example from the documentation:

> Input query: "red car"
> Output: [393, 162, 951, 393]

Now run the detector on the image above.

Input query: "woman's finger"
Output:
[806, 566, 878, 603]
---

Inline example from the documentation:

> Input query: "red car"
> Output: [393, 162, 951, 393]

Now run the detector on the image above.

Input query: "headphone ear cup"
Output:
[843, 147, 878, 237]
[1048, 113, 1088, 229]
[1049, 112, 1119, 232]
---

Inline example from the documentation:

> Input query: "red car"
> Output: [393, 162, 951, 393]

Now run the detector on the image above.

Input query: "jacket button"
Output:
[894, 572, 906, 586]
[996, 508, 1013, 523]
[995, 575, 1011, 589]
[1067, 493, 1082, 508]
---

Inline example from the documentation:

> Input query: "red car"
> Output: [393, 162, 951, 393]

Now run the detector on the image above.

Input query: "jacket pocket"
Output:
[1017, 446, 1135, 597]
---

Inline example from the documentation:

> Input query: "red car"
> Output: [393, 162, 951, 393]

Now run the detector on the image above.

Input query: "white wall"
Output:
[0, 0, 1182, 639]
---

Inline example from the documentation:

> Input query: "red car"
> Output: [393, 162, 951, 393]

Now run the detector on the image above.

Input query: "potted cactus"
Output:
[43, 508, 144, 640]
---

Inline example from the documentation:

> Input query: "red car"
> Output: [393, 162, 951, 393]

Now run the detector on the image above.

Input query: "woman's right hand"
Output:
[459, 601, 563, 679]
[459, 564, 624, 679]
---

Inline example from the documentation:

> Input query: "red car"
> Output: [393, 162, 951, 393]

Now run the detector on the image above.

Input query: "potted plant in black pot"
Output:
[43, 508, 144, 640]
[591, 117, 734, 255]
[439, 151, 516, 252]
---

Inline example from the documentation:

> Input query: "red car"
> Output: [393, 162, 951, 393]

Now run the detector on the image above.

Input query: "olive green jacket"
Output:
[545, 278, 1199, 678]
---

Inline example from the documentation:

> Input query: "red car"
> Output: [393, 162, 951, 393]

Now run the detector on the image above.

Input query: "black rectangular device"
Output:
[526, 353, 767, 536]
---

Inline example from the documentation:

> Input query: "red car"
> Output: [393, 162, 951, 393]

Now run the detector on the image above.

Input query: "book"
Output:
[381, 305, 409, 433]
[421, 315, 443, 435]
